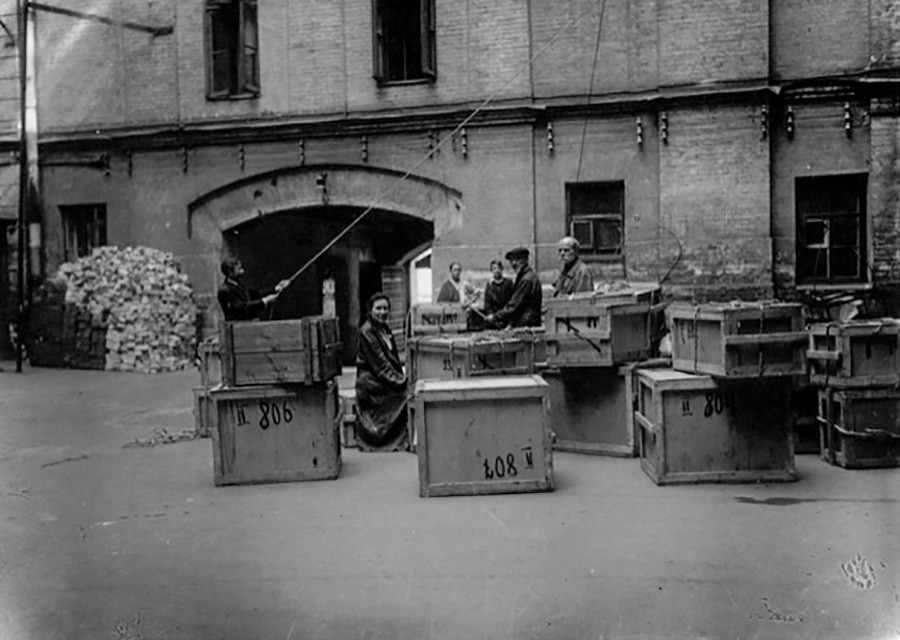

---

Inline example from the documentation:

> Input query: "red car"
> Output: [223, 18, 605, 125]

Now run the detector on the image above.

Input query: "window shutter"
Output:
[372, 0, 385, 81]
[205, 3, 230, 98]
[240, 0, 259, 94]
[420, 0, 436, 78]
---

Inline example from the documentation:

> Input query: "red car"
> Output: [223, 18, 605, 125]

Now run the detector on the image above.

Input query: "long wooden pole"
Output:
[15, 0, 27, 373]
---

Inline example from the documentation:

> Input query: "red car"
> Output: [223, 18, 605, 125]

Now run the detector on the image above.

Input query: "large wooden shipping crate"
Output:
[544, 297, 660, 367]
[413, 376, 554, 497]
[542, 359, 671, 457]
[220, 316, 342, 387]
[407, 331, 542, 385]
[807, 320, 900, 388]
[634, 369, 797, 485]
[210, 382, 341, 486]
[410, 303, 468, 335]
[817, 387, 900, 468]
[667, 301, 807, 378]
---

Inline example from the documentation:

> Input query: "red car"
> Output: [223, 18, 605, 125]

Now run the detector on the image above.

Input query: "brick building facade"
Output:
[1, 0, 899, 361]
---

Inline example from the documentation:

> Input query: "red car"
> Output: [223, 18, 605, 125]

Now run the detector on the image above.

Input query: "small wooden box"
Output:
[807, 320, 900, 388]
[817, 387, 900, 468]
[338, 389, 358, 449]
[410, 303, 468, 335]
[542, 359, 670, 457]
[634, 369, 797, 485]
[413, 376, 554, 497]
[407, 331, 540, 385]
[667, 301, 807, 378]
[210, 382, 341, 486]
[220, 316, 342, 387]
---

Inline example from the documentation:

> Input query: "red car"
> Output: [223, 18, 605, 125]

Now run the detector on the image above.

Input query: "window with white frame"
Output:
[565, 181, 625, 258]
[795, 174, 867, 284]
[372, 0, 436, 83]
[205, 0, 259, 99]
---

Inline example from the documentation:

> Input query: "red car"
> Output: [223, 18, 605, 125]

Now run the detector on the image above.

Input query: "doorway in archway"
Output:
[221, 206, 433, 364]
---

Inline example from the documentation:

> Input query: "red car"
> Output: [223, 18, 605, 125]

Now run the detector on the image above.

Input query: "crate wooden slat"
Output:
[807, 320, 900, 388]
[634, 369, 797, 485]
[541, 359, 671, 457]
[413, 376, 553, 497]
[192, 382, 223, 438]
[817, 387, 900, 468]
[410, 303, 468, 335]
[667, 301, 806, 378]
[210, 382, 341, 486]
[338, 389, 358, 449]
[197, 336, 222, 389]
[407, 331, 542, 386]
[544, 300, 661, 367]
[221, 316, 342, 387]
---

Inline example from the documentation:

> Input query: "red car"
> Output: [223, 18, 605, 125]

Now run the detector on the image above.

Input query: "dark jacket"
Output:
[552, 258, 594, 297]
[217, 278, 272, 322]
[483, 277, 514, 316]
[355, 319, 406, 391]
[494, 265, 543, 328]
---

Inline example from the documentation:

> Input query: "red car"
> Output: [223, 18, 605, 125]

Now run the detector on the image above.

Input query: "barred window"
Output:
[566, 182, 624, 258]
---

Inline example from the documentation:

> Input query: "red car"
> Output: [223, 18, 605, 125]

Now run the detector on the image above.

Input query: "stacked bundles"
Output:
[57, 246, 198, 373]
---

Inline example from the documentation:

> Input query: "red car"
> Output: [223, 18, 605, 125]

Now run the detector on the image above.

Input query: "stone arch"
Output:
[187, 163, 464, 246]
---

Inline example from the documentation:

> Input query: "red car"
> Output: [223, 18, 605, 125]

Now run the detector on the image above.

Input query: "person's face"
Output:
[491, 263, 503, 279]
[231, 261, 246, 278]
[370, 298, 390, 324]
[509, 257, 525, 272]
[558, 245, 577, 266]
[450, 264, 462, 282]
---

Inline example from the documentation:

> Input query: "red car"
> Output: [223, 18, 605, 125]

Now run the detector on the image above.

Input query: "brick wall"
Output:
[658, 102, 772, 299]
[771, 0, 870, 80]
[870, 115, 900, 282]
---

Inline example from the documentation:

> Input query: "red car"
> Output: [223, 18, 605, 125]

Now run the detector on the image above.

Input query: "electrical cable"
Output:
[575, 0, 607, 183]
[270, 0, 608, 315]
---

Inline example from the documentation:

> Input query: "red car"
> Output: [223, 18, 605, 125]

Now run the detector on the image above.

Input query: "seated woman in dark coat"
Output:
[354, 293, 409, 451]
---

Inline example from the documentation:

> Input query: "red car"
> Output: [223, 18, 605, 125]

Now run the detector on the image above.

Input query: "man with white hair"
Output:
[552, 236, 594, 297]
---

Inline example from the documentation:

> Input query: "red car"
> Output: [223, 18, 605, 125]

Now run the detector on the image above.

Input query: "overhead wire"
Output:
[270, 0, 608, 314]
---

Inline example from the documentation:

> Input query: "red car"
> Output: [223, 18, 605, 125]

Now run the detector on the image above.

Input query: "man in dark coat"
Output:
[217, 257, 289, 321]
[552, 236, 594, 297]
[486, 247, 543, 328]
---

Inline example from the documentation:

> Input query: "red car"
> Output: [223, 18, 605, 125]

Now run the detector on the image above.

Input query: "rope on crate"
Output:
[563, 317, 607, 358]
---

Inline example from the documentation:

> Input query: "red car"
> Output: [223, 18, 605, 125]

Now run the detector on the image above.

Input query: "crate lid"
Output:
[415, 375, 548, 393]
[635, 368, 710, 383]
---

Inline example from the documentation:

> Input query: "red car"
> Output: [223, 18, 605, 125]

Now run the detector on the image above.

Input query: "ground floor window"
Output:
[565, 181, 624, 258]
[795, 174, 867, 284]
[61, 204, 107, 261]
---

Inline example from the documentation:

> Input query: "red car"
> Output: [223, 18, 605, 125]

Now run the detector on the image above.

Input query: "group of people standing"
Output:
[216, 236, 596, 452]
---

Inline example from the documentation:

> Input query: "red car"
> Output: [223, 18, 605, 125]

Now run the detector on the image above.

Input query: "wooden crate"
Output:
[338, 389, 358, 449]
[544, 296, 660, 367]
[807, 320, 900, 388]
[667, 301, 807, 378]
[220, 316, 342, 387]
[541, 359, 671, 457]
[413, 376, 554, 497]
[210, 382, 341, 486]
[407, 331, 541, 385]
[817, 387, 900, 468]
[410, 303, 468, 335]
[634, 369, 797, 485]
[792, 383, 821, 455]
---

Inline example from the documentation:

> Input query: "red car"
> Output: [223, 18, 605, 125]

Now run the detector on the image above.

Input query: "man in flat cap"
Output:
[552, 236, 594, 297]
[485, 246, 543, 328]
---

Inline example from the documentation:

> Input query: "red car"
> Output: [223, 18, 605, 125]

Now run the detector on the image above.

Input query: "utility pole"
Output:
[15, 0, 28, 373]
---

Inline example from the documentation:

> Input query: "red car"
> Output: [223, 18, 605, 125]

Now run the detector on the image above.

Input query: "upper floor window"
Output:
[205, 0, 259, 99]
[61, 204, 107, 262]
[796, 174, 868, 284]
[372, 0, 436, 84]
[566, 182, 625, 259]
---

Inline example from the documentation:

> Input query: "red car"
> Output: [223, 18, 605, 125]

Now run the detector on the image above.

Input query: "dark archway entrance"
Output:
[222, 206, 433, 364]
